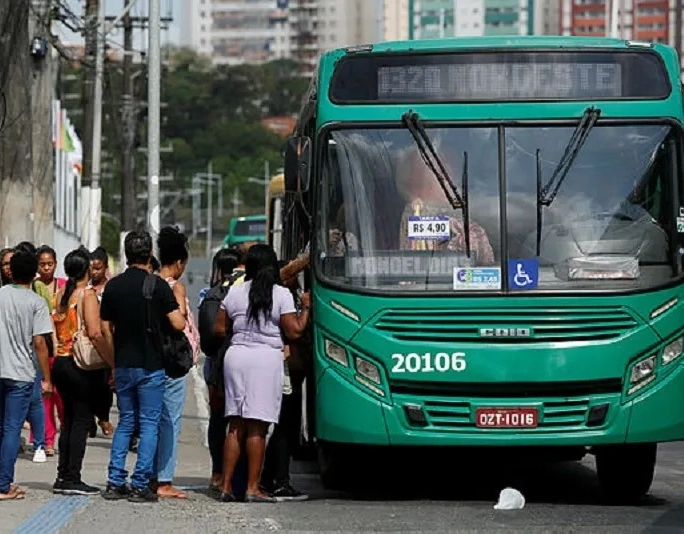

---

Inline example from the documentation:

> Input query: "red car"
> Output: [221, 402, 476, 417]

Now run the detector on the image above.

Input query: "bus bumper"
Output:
[315, 361, 684, 447]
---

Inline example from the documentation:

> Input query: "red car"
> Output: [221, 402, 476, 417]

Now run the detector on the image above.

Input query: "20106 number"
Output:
[391, 352, 467, 373]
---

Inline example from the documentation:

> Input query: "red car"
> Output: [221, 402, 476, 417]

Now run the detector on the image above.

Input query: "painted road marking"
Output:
[12, 495, 90, 534]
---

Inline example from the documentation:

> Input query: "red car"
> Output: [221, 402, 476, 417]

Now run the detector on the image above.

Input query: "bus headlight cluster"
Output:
[661, 337, 684, 366]
[354, 356, 385, 397]
[355, 357, 381, 384]
[628, 355, 656, 394]
[324, 339, 349, 367]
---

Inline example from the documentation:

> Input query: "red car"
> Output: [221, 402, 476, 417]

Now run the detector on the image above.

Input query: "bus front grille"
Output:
[422, 399, 591, 429]
[373, 306, 638, 343]
[414, 398, 595, 430]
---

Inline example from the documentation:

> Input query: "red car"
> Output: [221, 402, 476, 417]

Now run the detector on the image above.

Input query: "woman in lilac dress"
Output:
[214, 244, 310, 503]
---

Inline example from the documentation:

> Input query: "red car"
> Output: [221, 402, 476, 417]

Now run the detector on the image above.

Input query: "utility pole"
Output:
[81, 0, 99, 245]
[147, 0, 161, 245]
[88, 0, 106, 249]
[0, 1, 33, 245]
[121, 3, 137, 234]
[206, 162, 213, 258]
[264, 160, 270, 212]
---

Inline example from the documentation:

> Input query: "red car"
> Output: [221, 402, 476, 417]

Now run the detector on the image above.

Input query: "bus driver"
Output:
[396, 148, 496, 266]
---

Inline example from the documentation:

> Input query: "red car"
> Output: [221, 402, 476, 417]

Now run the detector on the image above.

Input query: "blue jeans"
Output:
[153, 375, 186, 482]
[108, 368, 165, 490]
[27, 373, 45, 449]
[0, 379, 33, 493]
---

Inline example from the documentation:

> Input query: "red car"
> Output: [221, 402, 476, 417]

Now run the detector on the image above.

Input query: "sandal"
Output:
[218, 492, 236, 502]
[156, 485, 188, 499]
[45, 447, 55, 457]
[10, 485, 26, 495]
[0, 488, 25, 501]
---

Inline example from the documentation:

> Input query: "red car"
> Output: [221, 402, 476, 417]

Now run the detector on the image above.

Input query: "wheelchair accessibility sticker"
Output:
[508, 259, 538, 290]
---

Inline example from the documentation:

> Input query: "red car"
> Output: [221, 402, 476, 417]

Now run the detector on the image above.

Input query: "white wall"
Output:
[53, 226, 81, 279]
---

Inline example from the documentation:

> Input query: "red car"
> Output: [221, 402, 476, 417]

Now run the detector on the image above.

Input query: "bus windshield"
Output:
[317, 124, 681, 292]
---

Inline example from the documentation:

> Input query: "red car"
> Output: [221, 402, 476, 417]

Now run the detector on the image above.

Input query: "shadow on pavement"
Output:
[292, 455, 672, 508]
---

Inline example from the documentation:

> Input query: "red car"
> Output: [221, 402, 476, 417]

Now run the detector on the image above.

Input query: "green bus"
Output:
[280, 36, 684, 500]
[222, 214, 267, 248]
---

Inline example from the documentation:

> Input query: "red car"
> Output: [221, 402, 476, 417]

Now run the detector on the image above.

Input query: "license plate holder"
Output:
[475, 407, 538, 428]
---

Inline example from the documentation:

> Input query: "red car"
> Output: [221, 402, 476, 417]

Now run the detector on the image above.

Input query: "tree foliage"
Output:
[59, 47, 309, 246]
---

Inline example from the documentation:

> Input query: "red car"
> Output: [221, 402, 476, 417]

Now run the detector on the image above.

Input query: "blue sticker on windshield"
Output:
[508, 259, 539, 290]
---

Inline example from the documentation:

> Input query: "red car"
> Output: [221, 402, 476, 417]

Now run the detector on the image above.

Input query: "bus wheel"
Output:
[595, 443, 657, 503]
[317, 441, 352, 491]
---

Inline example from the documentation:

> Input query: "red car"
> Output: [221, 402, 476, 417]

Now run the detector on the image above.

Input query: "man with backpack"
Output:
[99, 231, 186, 503]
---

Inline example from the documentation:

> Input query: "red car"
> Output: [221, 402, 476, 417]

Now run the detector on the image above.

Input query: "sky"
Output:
[61, 0, 182, 52]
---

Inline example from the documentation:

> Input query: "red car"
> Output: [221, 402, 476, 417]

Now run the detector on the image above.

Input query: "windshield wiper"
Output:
[535, 106, 601, 255]
[401, 111, 471, 257]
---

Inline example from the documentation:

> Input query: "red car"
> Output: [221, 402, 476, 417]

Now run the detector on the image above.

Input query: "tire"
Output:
[595, 443, 657, 503]
[317, 441, 352, 491]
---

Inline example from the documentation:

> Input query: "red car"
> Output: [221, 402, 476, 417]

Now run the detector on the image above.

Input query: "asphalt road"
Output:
[5, 362, 684, 534]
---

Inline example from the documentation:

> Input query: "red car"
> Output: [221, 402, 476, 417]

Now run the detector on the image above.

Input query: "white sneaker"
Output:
[33, 448, 47, 463]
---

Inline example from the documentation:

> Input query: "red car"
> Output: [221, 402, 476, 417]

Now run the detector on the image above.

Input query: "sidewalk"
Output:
[2, 362, 269, 533]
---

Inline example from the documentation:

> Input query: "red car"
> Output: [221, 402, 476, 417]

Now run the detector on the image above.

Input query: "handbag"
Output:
[72, 289, 108, 371]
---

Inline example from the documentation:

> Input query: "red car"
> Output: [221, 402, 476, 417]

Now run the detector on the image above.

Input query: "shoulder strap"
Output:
[142, 274, 157, 299]
[229, 271, 244, 285]
[75, 289, 85, 332]
[142, 274, 157, 334]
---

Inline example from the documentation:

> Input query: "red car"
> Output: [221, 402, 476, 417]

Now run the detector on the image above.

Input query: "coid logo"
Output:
[479, 328, 532, 338]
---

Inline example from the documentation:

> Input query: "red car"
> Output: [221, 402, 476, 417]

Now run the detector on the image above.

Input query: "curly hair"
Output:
[157, 226, 189, 266]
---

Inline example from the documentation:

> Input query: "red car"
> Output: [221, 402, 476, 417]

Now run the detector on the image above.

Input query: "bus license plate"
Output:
[475, 408, 538, 428]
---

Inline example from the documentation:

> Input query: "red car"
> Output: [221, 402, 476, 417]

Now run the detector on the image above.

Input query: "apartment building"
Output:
[383, 0, 410, 40]
[403, 0, 559, 39]
[182, 0, 380, 67]
[559, 0, 673, 44]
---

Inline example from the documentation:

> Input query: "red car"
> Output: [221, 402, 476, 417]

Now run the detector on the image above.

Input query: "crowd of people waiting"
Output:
[0, 227, 311, 503]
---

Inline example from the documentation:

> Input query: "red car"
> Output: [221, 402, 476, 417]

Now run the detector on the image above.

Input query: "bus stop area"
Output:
[4, 358, 684, 533]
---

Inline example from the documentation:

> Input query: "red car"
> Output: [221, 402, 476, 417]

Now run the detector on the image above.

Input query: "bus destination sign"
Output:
[330, 51, 671, 103]
[378, 62, 622, 100]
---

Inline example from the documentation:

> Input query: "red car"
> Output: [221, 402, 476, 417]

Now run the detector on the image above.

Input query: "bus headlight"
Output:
[662, 337, 684, 366]
[354, 357, 385, 397]
[355, 357, 381, 384]
[628, 355, 656, 394]
[324, 339, 349, 367]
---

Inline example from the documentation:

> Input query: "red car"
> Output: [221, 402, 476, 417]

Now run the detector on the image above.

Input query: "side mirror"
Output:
[284, 136, 311, 193]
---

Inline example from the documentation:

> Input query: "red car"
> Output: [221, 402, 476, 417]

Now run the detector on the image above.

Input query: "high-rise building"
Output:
[384, 0, 559, 42]
[559, 0, 674, 45]
[182, 0, 380, 68]
[408, 0, 541, 39]
[383, 0, 410, 41]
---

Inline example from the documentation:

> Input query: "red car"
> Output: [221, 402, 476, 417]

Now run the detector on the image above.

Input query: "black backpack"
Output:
[142, 274, 193, 379]
[198, 271, 242, 358]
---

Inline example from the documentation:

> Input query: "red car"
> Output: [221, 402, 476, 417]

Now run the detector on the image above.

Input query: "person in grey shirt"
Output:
[0, 250, 53, 501]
